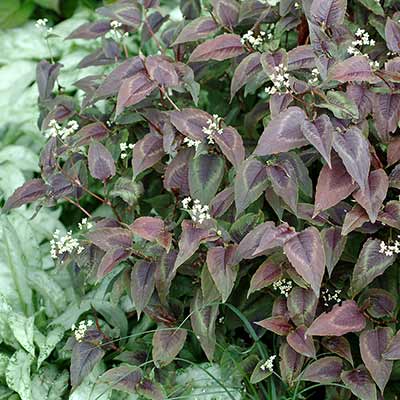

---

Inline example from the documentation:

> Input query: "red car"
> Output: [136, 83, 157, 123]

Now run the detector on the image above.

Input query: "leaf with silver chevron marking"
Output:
[188, 153, 224, 204]
[234, 158, 269, 216]
[130, 260, 156, 319]
[383, 330, 400, 360]
[248, 255, 283, 297]
[206, 245, 238, 302]
[333, 127, 371, 193]
[214, 126, 245, 168]
[353, 169, 388, 223]
[3, 179, 48, 211]
[173, 16, 218, 45]
[306, 300, 366, 336]
[287, 45, 316, 71]
[283, 227, 325, 296]
[321, 336, 354, 365]
[329, 56, 377, 83]
[314, 155, 357, 216]
[189, 34, 244, 63]
[88, 228, 132, 251]
[152, 327, 187, 367]
[132, 133, 164, 179]
[321, 226, 347, 276]
[287, 325, 316, 358]
[169, 108, 210, 140]
[97, 2, 141, 27]
[174, 220, 218, 272]
[301, 114, 334, 167]
[73, 122, 109, 146]
[209, 186, 234, 218]
[254, 107, 308, 156]
[373, 93, 400, 142]
[116, 72, 157, 116]
[100, 365, 142, 393]
[301, 357, 343, 384]
[350, 239, 396, 297]
[97, 247, 130, 279]
[279, 342, 305, 385]
[341, 366, 377, 400]
[88, 141, 116, 181]
[360, 327, 393, 394]
[66, 20, 111, 40]
[341, 204, 369, 236]
[164, 148, 193, 196]
[385, 18, 400, 53]
[155, 250, 177, 306]
[377, 201, 400, 229]
[230, 52, 262, 100]
[310, 0, 347, 27]
[130, 217, 172, 251]
[287, 287, 318, 327]
[212, 0, 239, 28]
[255, 316, 292, 336]
[145, 56, 179, 88]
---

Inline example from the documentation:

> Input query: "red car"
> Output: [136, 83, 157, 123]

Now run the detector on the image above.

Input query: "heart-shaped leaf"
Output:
[287, 287, 318, 327]
[248, 256, 283, 297]
[152, 327, 187, 367]
[255, 316, 292, 336]
[341, 365, 377, 400]
[301, 356, 343, 383]
[321, 336, 354, 365]
[287, 325, 316, 358]
[130, 216, 172, 251]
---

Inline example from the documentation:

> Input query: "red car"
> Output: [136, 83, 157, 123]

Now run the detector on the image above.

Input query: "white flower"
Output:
[379, 238, 400, 257]
[241, 30, 266, 51]
[181, 197, 211, 224]
[183, 137, 202, 150]
[265, 64, 291, 95]
[45, 119, 79, 140]
[260, 355, 276, 372]
[272, 278, 293, 297]
[78, 218, 93, 230]
[347, 29, 377, 64]
[202, 114, 223, 144]
[72, 320, 94, 342]
[119, 142, 134, 159]
[310, 68, 320, 85]
[110, 20, 122, 30]
[35, 18, 48, 29]
[50, 230, 83, 260]
[322, 288, 342, 307]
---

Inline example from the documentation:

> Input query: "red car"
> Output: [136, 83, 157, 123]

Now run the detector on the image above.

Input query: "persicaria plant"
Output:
[5, 0, 400, 398]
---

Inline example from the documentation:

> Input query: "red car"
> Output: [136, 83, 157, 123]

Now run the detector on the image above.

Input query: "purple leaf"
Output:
[321, 336, 354, 365]
[248, 256, 283, 297]
[377, 201, 400, 229]
[164, 148, 193, 196]
[66, 20, 111, 40]
[173, 17, 218, 45]
[279, 342, 305, 385]
[329, 56, 377, 83]
[270, 93, 293, 117]
[347, 84, 373, 122]
[97, 247, 130, 279]
[132, 133, 164, 179]
[214, 126, 245, 168]
[88, 141, 116, 181]
[231, 52, 262, 100]
[287, 45, 316, 70]
[206, 245, 238, 302]
[73, 122, 109, 146]
[314, 155, 357, 215]
[283, 227, 325, 296]
[301, 114, 334, 167]
[130, 216, 172, 251]
[373, 93, 400, 142]
[360, 327, 393, 393]
[189, 34, 244, 63]
[341, 204, 369, 236]
[287, 287, 318, 327]
[130, 260, 156, 319]
[383, 330, 400, 360]
[306, 300, 366, 336]
[385, 18, 400, 53]
[234, 158, 269, 216]
[341, 366, 377, 400]
[3, 179, 48, 211]
[321, 226, 347, 276]
[145, 56, 179, 87]
[116, 72, 157, 115]
[287, 325, 316, 358]
[333, 127, 371, 192]
[301, 357, 343, 383]
[97, 2, 141, 28]
[36, 60, 62, 101]
[350, 239, 396, 297]
[152, 328, 187, 367]
[360, 288, 396, 319]
[255, 316, 292, 336]
[353, 169, 389, 223]
[169, 108, 210, 140]
[88, 228, 132, 251]
[254, 107, 308, 155]
[209, 187, 234, 218]
[310, 0, 347, 27]
[100, 366, 142, 392]
[154, 250, 177, 305]
[136, 379, 165, 400]
[387, 138, 400, 166]
[212, 0, 239, 28]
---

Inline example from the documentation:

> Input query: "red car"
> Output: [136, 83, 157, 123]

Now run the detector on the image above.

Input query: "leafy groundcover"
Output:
[3, 0, 400, 399]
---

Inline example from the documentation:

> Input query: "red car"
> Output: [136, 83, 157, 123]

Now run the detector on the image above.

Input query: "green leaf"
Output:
[31, 365, 68, 400]
[0, 145, 39, 172]
[35, 326, 65, 368]
[357, 0, 384, 15]
[34, 0, 60, 12]
[250, 359, 272, 384]
[318, 91, 359, 120]
[0, 0, 34, 29]
[5, 350, 33, 400]
[8, 313, 35, 356]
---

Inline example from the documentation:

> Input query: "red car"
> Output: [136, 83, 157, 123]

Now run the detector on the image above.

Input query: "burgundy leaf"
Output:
[116, 72, 157, 115]
[321, 336, 354, 365]
[387, 138, 400, 166]
[383, 330, 400, 360]
[279, 342, 305, 385]
[287, 325, 316, 358]
[301, 114, 334, 167]
[130, 216, 172, 251]
[132, 133, 164, 179]
[314, 155, 357, 216]
[131, 260, 156, 318]
[88, 228, 132, 251]
[3, 179, 47, 211]
[212, 0, 239, 28]
[389, 166, 400, 189]
[154, 250, 177, 305]
[306, 300, 366, 336]
[209, 187, 234, 218]
[360, 327, 393, 393]
[341, 204, 369, 236]
[333, 127, 371, 192]
[206, 245, 238, 302]
[66, 20, 111, 40]
[255, 316, 292, 336]
[36, 60, 62, 101]
[173, 17, 218, 45]
[385, 17, 400, 53]
[301, 357, 343, 384]
[189, 34, 244, 63]
[254, 107, 308, 155]
[341, 366, 377, 400]
[73, 122, 109, 146]
[347, 84, 373, 122]
[97, 2, 141, 27]
[164, 148, 193, 195]
[283, 227, 325, 296]
[270, 93, 293, 117]
[377, 201, 400, 229]
[310, 0, 347, 27]
[329, 56, 377, 83]
[360, 288, 396, 319]
[248, 256, 283, 297]
[88, 141, 116, 181]
[145, 56, 179, 87]
[287, 45, 315, 71]
[169, 108, 210, 140]
[321, 226, 347, 276]
[100, 366, 142, 392]
[97, 247, 130, 279]
[353, 169, 388, 223]
[373, 93, 400, 142]
[350, 239, 396, 297]
[152, 328, 187, 367]
[213, 126, 245, 168]
[287, 287, 318, 327]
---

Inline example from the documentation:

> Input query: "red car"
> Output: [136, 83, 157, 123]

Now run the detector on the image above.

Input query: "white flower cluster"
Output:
[78, 218, 93, 230]
[45, 119, 79, 140]
[183, 137, 202, 150]
[260, 355, 276, 372]
[202, 114, 223, 144]
[35, 18, 53, 33]
[182, 197, 211, 224]
[379, 238, 400, 257]
[310, 68, 320, 85]
[322, 288, 342, 307]
[272, 278, 293, 297]
[120, 142, 134, 159]
[71, 320, 94, 342]
[110, 20, 122, 30]
[241, 30, 269, 51]
[259, 0, 280, 5]
[265, 64, 291, 95]
[347, 29, 379, 69]
[50, 229, 84, 260]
